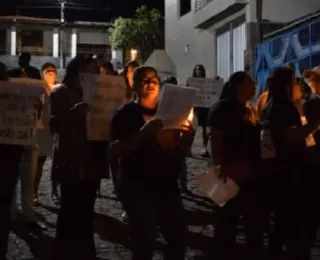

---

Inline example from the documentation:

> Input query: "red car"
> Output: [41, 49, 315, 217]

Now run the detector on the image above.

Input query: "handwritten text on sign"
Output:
[80, 74, 126, 140]
[187, 78, 224, 108]
[0, 81, 44, 145]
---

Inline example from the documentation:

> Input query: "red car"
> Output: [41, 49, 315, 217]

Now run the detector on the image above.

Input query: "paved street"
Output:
[6, 130, 320, 259]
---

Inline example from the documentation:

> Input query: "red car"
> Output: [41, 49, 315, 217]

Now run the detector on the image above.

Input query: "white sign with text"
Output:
[0, 80, 45, 145]
[187, 77, 224, 108]
[156, 84, 198, 129]
[80, 74, 126, 140]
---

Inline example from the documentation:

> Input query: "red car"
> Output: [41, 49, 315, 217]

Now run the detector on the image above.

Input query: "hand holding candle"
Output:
[157, 108, 195, 158]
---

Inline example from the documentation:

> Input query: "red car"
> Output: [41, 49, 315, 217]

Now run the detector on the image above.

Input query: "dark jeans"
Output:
[51, 149, 60, 196]
[179, 159, 187, 190]
[54, 168, 97, 260]
[0, 144, 23, 259]
[121, 184, 186, 260]
[214, 180, 264, 260]
[260, 160, 309, 260]
[33, 155, 47, 198]
[302, 163, 320, 259]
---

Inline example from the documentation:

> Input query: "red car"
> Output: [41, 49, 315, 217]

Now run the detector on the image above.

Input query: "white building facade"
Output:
[165, 0, 320, 83]
[0, 16, 113, 69]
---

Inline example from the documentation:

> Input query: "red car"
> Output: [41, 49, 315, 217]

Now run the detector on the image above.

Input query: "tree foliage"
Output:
[108, 5, 162, 61]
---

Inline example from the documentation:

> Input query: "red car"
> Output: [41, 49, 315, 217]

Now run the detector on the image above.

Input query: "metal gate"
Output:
[254, 16, 320, 95]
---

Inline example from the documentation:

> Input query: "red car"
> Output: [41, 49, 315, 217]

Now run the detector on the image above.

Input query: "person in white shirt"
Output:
[34, 63, 61, 204]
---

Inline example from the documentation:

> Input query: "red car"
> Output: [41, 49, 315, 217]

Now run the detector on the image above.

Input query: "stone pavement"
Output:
[6, 130, 320, 259]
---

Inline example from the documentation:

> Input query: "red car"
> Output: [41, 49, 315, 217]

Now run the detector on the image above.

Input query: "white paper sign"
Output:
[197, 166, 240, 207]
[156, 84, 198, 129]
[80, 74, 126, 140]
[187, 77, 223, 108]
[0, 80, 45, 146]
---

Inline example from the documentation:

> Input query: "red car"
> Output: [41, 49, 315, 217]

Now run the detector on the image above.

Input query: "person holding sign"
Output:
[0, 62, 25, 260]
[207, 71, 264, 259]
[9, 54, 46, 230]
[109, 66, 194, 260]
[190, 65, 210, 157]
[50, 56, 100, 260]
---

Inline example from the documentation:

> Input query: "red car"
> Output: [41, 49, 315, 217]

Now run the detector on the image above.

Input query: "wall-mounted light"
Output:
[130, 48, 138, 60]
[184, 44, 189, 54]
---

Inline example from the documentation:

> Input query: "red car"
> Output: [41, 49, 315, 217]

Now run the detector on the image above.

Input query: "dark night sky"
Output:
[0, 0, 164, 22]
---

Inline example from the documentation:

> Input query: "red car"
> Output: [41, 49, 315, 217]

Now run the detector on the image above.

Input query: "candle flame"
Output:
[187, 108, 194, 122]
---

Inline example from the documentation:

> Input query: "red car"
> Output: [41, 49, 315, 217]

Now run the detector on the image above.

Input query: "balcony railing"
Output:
[194, 0, 214, 12]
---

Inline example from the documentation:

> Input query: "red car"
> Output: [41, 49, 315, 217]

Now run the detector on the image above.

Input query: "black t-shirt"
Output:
[110, 101, 180, 193]
[262, 99, 305, 162]
[207, 99, 260, 165]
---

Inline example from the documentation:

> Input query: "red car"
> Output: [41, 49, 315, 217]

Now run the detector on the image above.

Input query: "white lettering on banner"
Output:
[80, 74, 126, 141]
[156, 84, 198, 129]
[0, 80, 45, 146]
[186, 77, 224, 108]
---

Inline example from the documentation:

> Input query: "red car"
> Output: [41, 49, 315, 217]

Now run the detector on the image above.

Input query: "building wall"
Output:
[166, 0, 320, 83]
[78, 31, 109, 45]
[1, 26, 111, 69]
[262, 0, 320, 23]
[165, 0, 216, 84]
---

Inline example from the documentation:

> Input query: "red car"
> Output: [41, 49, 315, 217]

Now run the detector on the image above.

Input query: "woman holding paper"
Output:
[207, 71, 264, 259]
[109, 65, 194, 260]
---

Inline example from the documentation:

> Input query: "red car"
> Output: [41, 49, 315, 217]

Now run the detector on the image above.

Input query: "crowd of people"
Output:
[0, 52, 320, 260]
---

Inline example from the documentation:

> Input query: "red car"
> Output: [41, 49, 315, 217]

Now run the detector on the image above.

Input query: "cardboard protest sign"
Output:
[0, 79, 46, 146]
[9, 78, 49, 129]
[80, 74, 126, 140]
[156, 84, 198, 129]
[187, 77, 223, 108]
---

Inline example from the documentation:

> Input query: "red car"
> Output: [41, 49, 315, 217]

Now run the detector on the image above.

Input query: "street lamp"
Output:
[130, 48, 138, 61]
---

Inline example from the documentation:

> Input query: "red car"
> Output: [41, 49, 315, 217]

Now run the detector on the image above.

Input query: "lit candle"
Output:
[187, 108, 194, 123]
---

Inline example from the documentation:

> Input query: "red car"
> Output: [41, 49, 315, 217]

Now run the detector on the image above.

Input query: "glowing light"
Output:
[187, 108, 194, 122]
[130, 48, 138, 61]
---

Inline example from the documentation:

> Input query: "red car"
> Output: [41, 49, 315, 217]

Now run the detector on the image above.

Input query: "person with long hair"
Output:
[262, 67, 320, 259]
[0, 62, 25, 259]
[123, 61, 139, 101]
[109, 66, 194, 259]
[50, 56, 100, 260]
[208, 71, 264, 259]
[191, 64, 210, 157]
